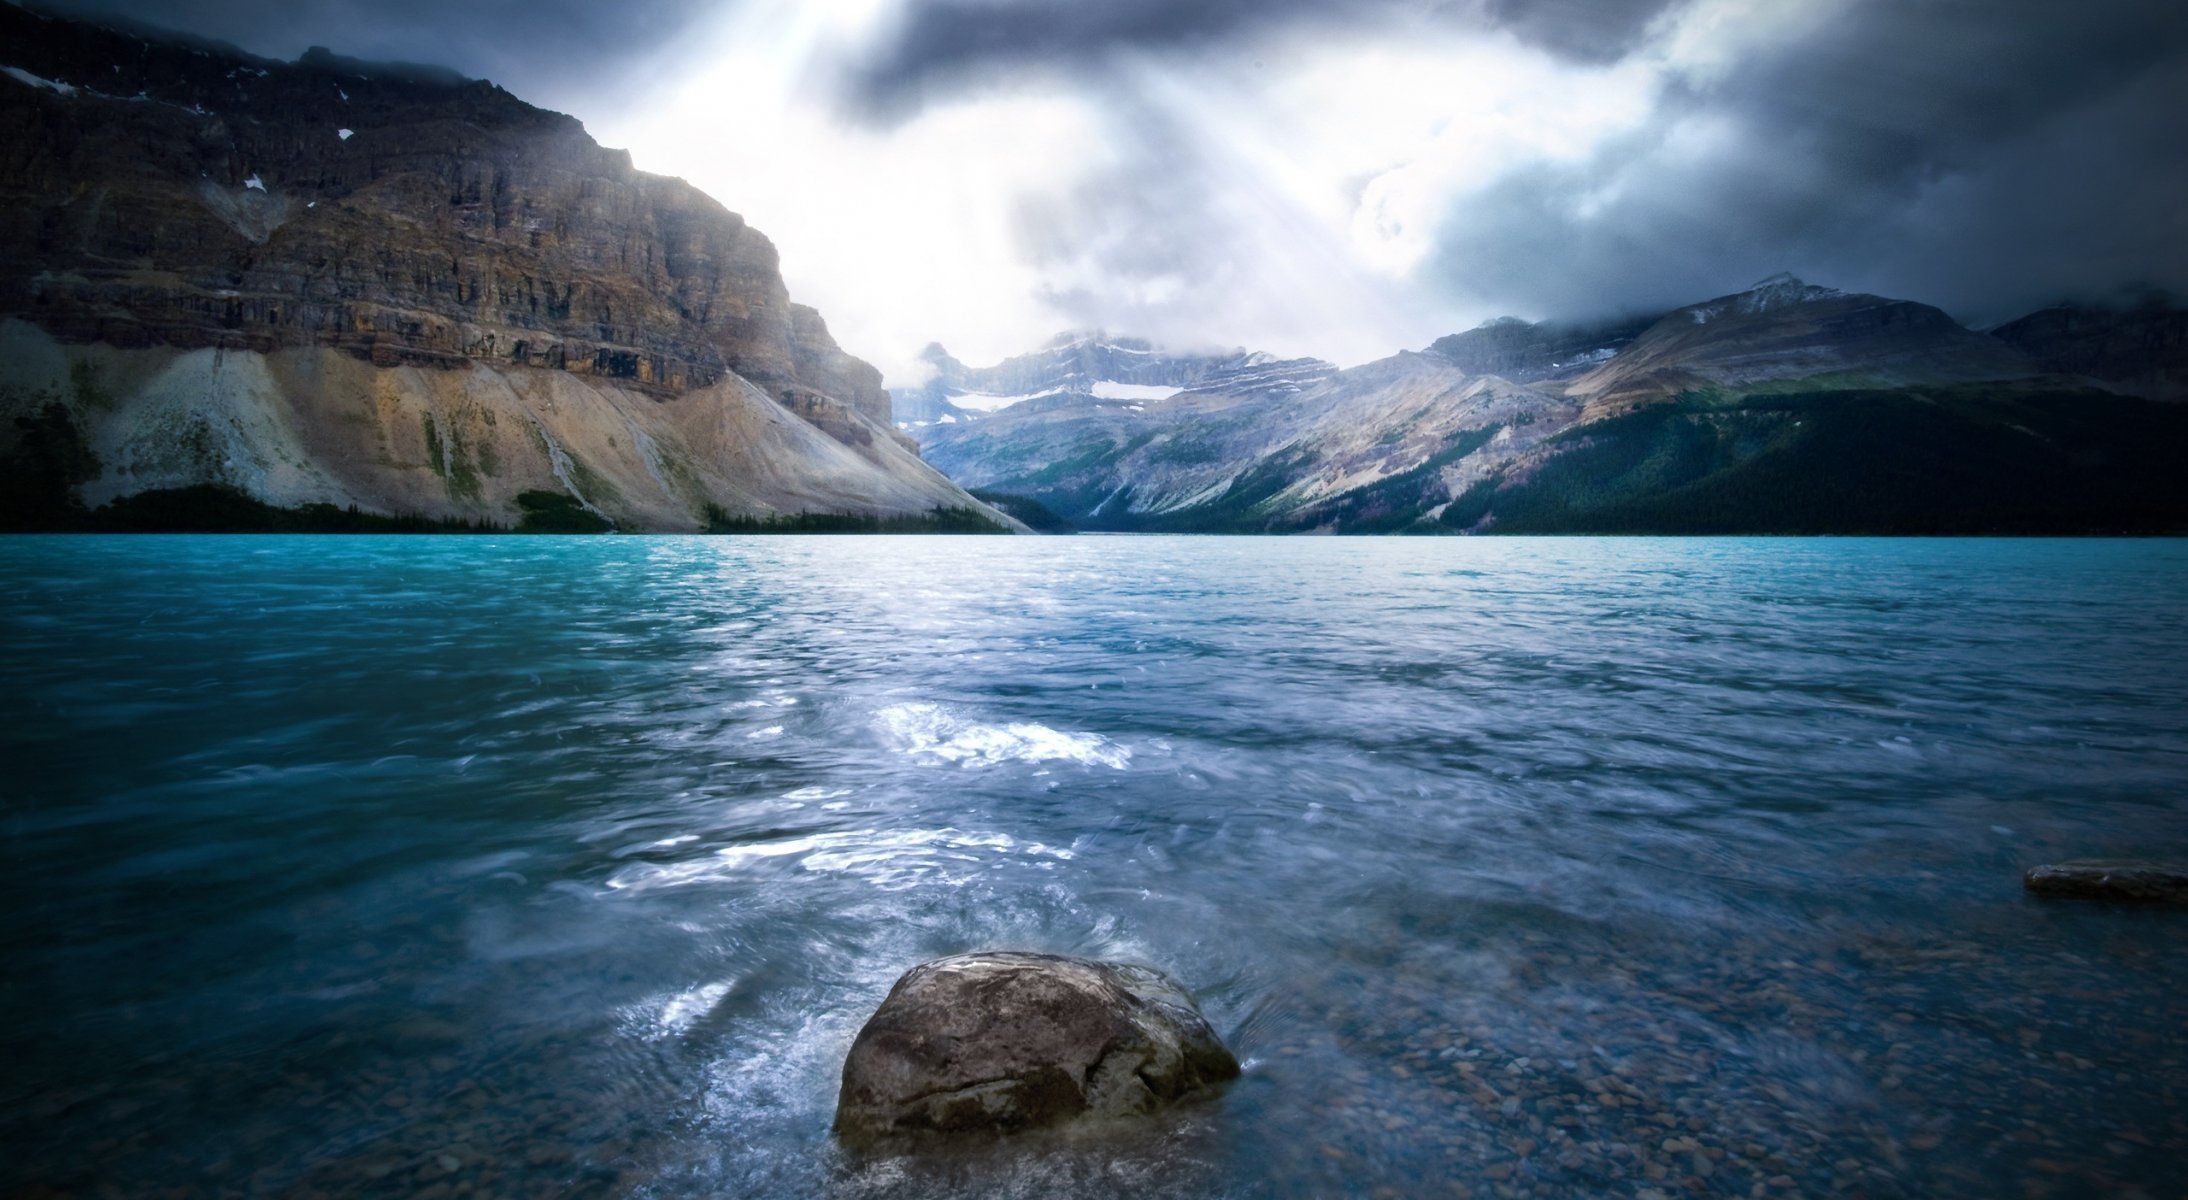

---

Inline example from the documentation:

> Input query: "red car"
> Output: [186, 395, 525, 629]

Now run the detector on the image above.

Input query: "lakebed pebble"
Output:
[9, 895, 2181, 1199]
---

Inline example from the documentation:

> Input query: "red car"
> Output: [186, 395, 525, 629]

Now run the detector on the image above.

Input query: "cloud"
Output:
[1004, 88, 1443, 364]
[26, 0, 719, 110]
[1420, 0, 2188, 325]
[841, 0, 1684, 118]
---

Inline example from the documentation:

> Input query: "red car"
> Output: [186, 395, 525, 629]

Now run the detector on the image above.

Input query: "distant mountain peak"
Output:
[1425, 313, 1657, 383]
[1039, 330, 1162, 354]
[1683, 274, 1846, 325]
[891, 331, 1335, 429]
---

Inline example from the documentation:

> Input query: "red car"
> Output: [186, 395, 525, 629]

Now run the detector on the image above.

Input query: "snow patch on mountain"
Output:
[951, 387, 1065, 413]
[1091, 380, 1181, 401]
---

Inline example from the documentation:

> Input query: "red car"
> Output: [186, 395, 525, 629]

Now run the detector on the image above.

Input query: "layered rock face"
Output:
[835, 952, 1238, 1146]
[0, 7, 977, 528]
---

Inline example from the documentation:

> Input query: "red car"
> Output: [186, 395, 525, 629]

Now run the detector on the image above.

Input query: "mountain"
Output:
[1561, 274, 2039, 419]
[0, 7, 1013, 532]
[1423, 313, 1657, 384]
[1989, 295, 2188, 400]
[892, 332, 1334, 430]
[918, 276, 2188, 534]
[921, 345, 1575, 532]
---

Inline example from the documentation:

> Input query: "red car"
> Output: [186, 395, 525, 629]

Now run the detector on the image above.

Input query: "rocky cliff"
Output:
[0, 6, 1000, 530]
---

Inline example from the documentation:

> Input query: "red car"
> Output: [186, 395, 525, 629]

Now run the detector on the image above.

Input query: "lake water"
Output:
[3, 535, 2185, 1199]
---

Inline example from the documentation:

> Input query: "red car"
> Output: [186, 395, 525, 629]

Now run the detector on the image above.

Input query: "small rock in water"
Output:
[834, 951, 1238, 1146]
[2023, 860, 2188, 902]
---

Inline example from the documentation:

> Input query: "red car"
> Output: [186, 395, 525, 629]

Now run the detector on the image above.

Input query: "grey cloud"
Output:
[1010, 104, 1253, 333]
[1424, 0, 2188, 327]
[842, 0, 1685, 119]
[23, 0, 718, 105]
[1479, 0, 1678, 63]
[1005, 95, 1445, 362]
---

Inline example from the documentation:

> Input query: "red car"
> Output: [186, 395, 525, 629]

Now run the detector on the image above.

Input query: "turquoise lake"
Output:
[3, 535, 2185, 1198]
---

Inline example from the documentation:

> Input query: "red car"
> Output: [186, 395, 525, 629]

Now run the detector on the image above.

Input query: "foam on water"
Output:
[606, 827, 1078, 893]
[876, 701, 1132, 769]
[620, 978, 737, 1041]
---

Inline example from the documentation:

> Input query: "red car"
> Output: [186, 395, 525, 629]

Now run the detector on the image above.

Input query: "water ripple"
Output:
[3, 534, 2185, 1199]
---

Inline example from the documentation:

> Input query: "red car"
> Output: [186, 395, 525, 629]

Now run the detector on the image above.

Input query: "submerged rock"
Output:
[2023, 860, 2188, 902]
[834, 951, 1238, 1146]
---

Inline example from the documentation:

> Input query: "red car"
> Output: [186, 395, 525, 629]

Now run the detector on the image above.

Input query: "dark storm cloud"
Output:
[842, 0, 1679, 118]
[23, 0, 718, 102]
[1423, 0, 2188, 325]
[1477, 0, 1678, 63]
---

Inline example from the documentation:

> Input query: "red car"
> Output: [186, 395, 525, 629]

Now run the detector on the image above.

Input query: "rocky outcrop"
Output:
[1425, 314, 1656, 384]
[0, 7, 1005, 529]
[834, 952, 1238, 1146]
[2024, 860, 2188, 902]
[787, 304, 890, 425]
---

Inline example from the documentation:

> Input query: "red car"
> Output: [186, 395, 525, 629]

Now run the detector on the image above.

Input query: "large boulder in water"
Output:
[833, 951, 1239, 1146]
[2024, 859, 2188, 902]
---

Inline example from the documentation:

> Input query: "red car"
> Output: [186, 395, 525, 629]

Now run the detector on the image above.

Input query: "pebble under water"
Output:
[3, 534, 2185, 1199]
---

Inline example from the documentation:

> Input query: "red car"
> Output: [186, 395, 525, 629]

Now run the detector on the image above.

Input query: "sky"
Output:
[33, 0, 2188, 383]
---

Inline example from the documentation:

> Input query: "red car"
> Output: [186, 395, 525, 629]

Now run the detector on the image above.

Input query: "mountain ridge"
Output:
[892, 331, 1335, 427]
[915, 276, 2188, 534]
